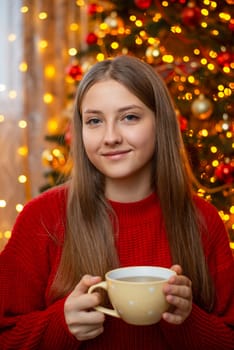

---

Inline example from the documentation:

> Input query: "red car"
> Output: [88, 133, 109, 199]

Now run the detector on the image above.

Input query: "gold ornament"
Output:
[191, 94, 213, 120]
[104, 11, 123, 35]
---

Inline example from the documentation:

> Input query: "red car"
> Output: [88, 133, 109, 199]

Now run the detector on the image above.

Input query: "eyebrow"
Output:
[83, 104, 144, 114]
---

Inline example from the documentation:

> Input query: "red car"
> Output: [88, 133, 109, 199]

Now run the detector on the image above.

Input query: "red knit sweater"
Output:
[0, 185, 233, 350]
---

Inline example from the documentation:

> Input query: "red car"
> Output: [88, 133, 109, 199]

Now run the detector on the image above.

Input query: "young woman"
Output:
[0, 55, 233, 349]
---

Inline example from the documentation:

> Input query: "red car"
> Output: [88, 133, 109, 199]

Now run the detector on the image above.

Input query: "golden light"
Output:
[129, 15, 136, 22]
[18, 175, 27, 183]
[8, 90, 17, 99]
[171, 25, 182, 34]
[70, 23, 79, 31]
[18, 120, 27, 128]
[210, 146, 217, 153]
[45, 65, 55, 78]
[96, 53, 105, 61]
[219, 12, 231, 21]
[68, 48, 78, 56]
[194, 49, 200, 55]
[8, 33, 16, 42]
[162, 55, 174, 63]
[38, 12, 48, 20]
[16, 204, 24, 212]
[185, 92, 192, 100]
[135, 20, 143, 27]
[19, 61, 28, 72]
[212, 160, 219, 167]
[17, 146, 28, 156]
[201, 58, 207, 65]
[43, 93, 54, 104]
[201, 9, 209, 16]
[0, 114, 5, 122]
[39, 40, 48, 49]
[111, 41, 119, 49]
[201, 22, 208, 28]
[223, 66, 230, 73]
[47, 119, 58, 133]
[207, 63, 215, 71]
[209, 50, 217, 58]
[188, 76, 195, 83]
[20, 6, 29, 13]
[76, 0, 85, 6]
[0, 200, 6, 208]
[4, 231, 11, 239]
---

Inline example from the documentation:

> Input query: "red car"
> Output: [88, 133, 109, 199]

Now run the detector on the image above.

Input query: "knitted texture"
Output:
[0, 185, 233, 349]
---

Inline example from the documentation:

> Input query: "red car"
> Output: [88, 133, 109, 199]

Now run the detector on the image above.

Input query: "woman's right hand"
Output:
[64, 275, 105, 341]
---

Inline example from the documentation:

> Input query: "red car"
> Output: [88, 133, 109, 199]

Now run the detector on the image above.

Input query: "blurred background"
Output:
[0, 0, 233, 251]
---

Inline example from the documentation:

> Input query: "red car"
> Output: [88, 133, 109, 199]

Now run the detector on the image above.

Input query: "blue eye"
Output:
[86, 117, 101, 125]
[124, 114, 139, 121]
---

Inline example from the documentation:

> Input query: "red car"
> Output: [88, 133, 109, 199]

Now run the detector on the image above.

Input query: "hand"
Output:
[64, 275, 105, 341]
[162, 264, 192, 325]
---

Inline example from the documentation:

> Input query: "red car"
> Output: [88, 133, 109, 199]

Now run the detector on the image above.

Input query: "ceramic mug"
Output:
[88, 266, 176, 325]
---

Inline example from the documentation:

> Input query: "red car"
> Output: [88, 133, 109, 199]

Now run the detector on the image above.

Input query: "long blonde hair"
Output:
[50, 55, 214, 310]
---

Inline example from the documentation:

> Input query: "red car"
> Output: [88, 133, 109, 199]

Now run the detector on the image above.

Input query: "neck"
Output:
[105, 177, 154, 203]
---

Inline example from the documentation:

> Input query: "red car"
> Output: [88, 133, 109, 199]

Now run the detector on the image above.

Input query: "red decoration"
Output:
[181, 5, 201, 27]
[88, 3, 98, 15]
[168, 0, 188, 3]
[228, 19, 234, 32]
[179, 115, 188, 132]
[215, 162, 234, 184]
[66, 63, 83, 81]
[217, 51, 234, 67]
[64, 123, 72, 146]
[134, 0, 152, 10]
[86, 32, 98, 45]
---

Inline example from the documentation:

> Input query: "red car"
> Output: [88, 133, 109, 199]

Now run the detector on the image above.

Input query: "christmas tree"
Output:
[41, 0, 234, 243]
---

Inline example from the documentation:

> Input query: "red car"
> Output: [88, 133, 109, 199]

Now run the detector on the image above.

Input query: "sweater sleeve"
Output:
[159, 198, 234, 350]
[0, 188, 81, 350]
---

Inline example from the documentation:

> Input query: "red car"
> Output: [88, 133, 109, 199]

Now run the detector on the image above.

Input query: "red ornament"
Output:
[88, 3, 98, 15]
[86, 32, 98, 45]
[168, 0, 188, 3]
[181, 5, 201, 27]
[66, 63, 83, 81]
[179, 115, 188, 132]
[134, 0, 152, 10]
[228, 19, 234, 32]
[64, 123, 72, 146]
[215, 162, 234, 184]
[217, 51, 234, 67]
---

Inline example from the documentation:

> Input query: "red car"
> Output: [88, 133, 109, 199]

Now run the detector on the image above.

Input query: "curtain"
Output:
[0, 0, 86, 251]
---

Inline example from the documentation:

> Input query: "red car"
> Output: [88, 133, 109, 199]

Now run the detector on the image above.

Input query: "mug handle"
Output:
[88, 281, 120, 318]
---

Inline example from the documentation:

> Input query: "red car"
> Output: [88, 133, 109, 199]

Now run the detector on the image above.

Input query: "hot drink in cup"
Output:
[88, 266, 176, 326]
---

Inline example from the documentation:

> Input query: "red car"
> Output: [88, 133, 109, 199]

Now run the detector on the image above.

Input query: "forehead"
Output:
[81, 79, 143, 110]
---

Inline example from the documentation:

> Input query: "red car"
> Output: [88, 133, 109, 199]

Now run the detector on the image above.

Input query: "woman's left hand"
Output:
[162, 264, 192, 325]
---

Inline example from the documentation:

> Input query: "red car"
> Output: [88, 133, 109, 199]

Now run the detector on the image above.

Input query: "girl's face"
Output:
[81, 79, 156, 190]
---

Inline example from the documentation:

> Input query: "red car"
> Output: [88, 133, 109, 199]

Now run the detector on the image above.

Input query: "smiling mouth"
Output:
[102, 150, 131, 157]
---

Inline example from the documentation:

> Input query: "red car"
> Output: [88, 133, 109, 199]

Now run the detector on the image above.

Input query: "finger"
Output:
[73, 275, 102, 296]
[166, 294, 191, 310]
[75, 324, 104, 341]
[167, 274, 192, 287]
[162, 311, 184, 325]
[170, 264, 182, 275]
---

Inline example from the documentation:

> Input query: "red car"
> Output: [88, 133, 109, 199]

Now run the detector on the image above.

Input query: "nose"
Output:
[103, 124, 122, 146]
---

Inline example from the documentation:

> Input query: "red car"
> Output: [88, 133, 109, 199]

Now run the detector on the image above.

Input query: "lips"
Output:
[102, 150, 131, 157]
